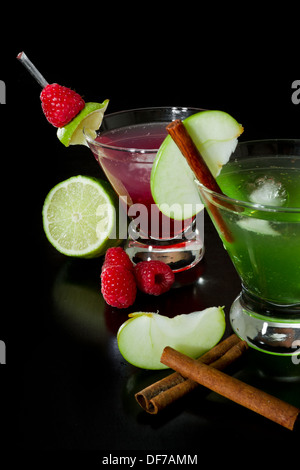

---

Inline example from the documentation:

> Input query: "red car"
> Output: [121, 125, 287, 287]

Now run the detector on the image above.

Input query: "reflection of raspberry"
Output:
[134, 261, 175, 296]
[103, 247, 133, 272]
[101, 265, 136, 309]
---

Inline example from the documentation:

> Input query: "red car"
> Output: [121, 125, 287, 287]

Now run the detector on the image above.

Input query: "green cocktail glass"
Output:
[196, 139, 300, 378]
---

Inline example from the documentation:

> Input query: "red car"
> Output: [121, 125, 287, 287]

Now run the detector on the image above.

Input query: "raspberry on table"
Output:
[102, 247, 133, 272]
[101, 265, 137, 309]
[134, 260, 175, 296]
[40, 83, 85, 127]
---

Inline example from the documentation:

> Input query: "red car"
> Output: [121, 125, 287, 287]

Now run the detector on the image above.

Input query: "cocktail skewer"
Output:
[17, 51, 48, 88]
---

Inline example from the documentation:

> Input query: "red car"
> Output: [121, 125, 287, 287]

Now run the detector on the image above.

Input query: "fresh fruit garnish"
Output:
[117, 307, 226, 369]
[16, 53, 108, 146]
[150, 110, 243, 220]
[101, 265, 137, 309]
[57, 100, 109, 147]
[134, 260, 175, 295]
[42, 175, 121, 258]
[40, 83, 85, 127]
[103, 247, 134, 272]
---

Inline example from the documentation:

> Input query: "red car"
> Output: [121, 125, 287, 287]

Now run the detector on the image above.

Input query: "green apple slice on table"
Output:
[57, 100, 109, 146]
[150, 110, 244, 220]
[117, 307, 225, 369]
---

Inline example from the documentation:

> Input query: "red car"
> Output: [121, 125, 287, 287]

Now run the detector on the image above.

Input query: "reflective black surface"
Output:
[8, 42, 300, 459]
[19, 198, 300, 451]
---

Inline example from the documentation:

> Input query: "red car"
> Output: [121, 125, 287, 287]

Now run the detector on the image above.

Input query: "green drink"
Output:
[217, 155, 300, 305]
[196, 140, 300, 372]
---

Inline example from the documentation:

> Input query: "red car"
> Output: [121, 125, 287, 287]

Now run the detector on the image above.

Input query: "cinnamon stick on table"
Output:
[135, 334, 248, 414]
[166, 119, 234, 243]
[161, 346, 300, 431]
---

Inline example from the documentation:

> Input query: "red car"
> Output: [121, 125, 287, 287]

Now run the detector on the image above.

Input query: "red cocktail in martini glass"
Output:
[85, 107, 204, 272]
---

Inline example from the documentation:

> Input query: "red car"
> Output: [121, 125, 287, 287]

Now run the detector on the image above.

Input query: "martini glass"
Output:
[196, 139, 300, 378]
[85, 107, 204, 272]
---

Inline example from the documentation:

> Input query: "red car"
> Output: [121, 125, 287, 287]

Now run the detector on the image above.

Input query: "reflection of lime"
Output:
[52, 260, 106, 343]
[57, 100, 109, 146]
[42, 175, 121, 258]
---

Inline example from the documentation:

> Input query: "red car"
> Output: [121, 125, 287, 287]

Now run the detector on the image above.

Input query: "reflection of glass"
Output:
[196, 140, 300, 363]
[85, 107, 204, 272]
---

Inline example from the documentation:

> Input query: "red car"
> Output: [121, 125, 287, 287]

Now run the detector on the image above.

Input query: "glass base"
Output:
[230, 292, 300, 356]
[245, 348, 300, 382]
[125, 237, 204, 272]
[230, 293, 300, 380]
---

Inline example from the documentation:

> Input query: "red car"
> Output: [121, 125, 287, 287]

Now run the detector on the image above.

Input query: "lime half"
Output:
[57, 100, 109, 147]
[42, 175, 121, 258]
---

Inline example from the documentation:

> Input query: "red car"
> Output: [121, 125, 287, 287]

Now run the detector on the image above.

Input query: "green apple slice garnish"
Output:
[57, 99, 109, 147]
[150, 110, 244, 220]
[117, 307, 225, 370]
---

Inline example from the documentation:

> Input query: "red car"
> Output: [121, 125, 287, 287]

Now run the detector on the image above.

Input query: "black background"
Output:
[1, 12, 300, 464]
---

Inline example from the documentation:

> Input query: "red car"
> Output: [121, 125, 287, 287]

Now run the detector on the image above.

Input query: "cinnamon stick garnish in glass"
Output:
[161, 346, 300, 431]
[135, 334, 248, 414]
[167, 119, 223, 195]
[166, 119, 234, 243]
